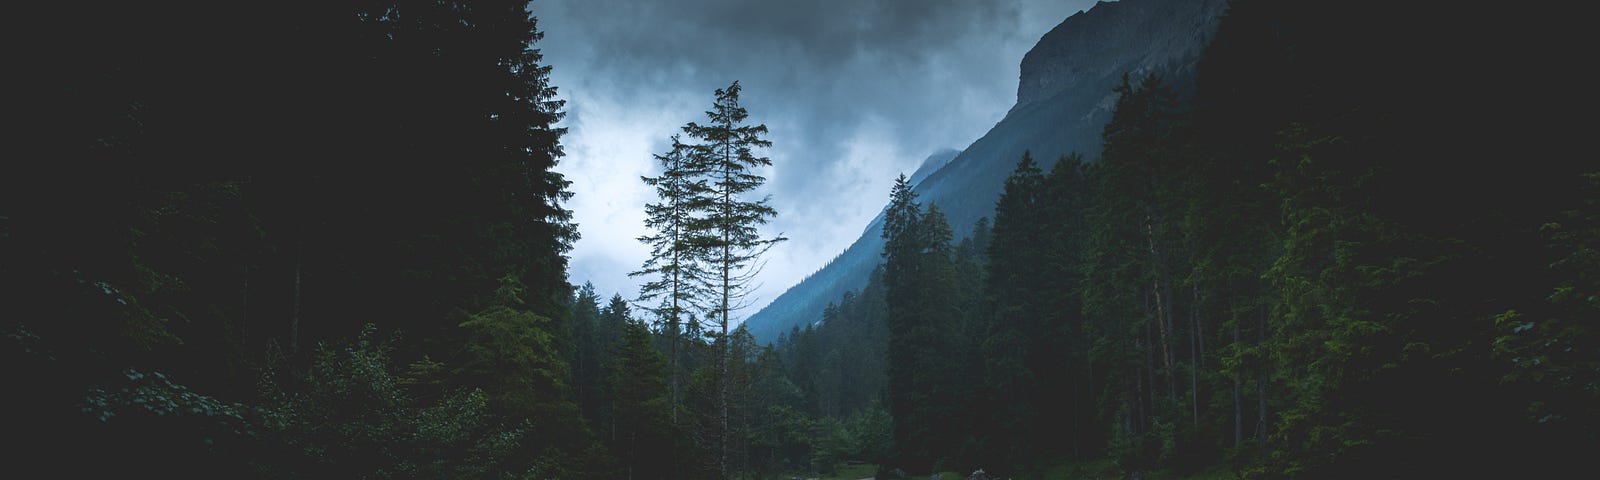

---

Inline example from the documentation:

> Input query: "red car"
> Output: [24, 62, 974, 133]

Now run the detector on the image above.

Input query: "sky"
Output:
[539, 0, 1100, 321]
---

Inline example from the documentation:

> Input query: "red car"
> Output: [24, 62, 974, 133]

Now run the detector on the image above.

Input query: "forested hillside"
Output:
[745, 0, 1597, 478]
[5, 1, 1592, 479]
[744, 0, 1228, 343]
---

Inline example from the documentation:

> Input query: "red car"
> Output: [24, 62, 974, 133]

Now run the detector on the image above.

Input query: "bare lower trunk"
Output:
[719, 160, 732, 480]
[1190, 285, 1200, 428]
[670, 289, 680, 425]
[669, 176, 683, 426]
[719, 318, 729, 479]
[1153, 280, 1176, 396]
[670, 332, 680, 424]
[1147, 221, 1176, 398]
[719, 277, 730, 479]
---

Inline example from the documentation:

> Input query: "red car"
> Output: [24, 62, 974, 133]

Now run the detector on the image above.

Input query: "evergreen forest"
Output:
[5, 1, 1593, 479]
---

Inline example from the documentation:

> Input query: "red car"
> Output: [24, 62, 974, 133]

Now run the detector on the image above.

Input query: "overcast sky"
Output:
[539, 0, 1100, 320]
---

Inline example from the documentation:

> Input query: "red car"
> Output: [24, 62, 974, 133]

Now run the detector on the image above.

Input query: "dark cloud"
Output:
[538, 0, 1097, 314]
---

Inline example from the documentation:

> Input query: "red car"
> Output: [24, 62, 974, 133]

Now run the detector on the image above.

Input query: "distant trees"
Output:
[742, 269, 895, 476]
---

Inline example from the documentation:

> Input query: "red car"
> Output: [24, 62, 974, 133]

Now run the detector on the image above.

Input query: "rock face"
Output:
[743, 0, 1226, 344]
[1016, 0, 1226, 110]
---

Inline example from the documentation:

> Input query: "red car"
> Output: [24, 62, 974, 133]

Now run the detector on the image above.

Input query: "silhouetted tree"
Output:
[681, 81, 785, 477]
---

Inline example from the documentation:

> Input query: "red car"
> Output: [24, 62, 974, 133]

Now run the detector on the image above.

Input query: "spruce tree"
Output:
[979, 152, 1048, 467]
[454, 275, 590, 470]
[879, 176, 966, 473]
[570, 283, 604, 428]
[634, 134, 712, 423]
[681, 80, 785, 477]
[612, 317, 674, 479]
[879, 175, 920, 472]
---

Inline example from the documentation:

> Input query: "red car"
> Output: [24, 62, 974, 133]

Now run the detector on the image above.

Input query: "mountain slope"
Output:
[907, 148, 961, 187]
[744, 0, 1226, 343]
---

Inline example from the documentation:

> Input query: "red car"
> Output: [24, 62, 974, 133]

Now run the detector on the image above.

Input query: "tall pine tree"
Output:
[635, 134, 712, 424]
[681, 81, 785, 478]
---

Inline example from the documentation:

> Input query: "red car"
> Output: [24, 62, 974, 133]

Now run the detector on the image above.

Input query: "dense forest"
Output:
[7, 0, 597, 477]
[5, 0, 1594, 479]
[753, 1, 1598, 478]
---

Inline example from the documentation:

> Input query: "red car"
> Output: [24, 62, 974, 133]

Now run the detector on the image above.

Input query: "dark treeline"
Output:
[4, 0, 633, 477]
[7, 0, 1594, 479]
[4, 1, 815, 477]
[757, 0, 1597, 478]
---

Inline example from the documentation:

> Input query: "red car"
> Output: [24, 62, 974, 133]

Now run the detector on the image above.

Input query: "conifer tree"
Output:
[879, 176, 967, 473]
[612, 317, 674, 479]
[879, 175, 924, 471]
[455, 275, 590, 470]
[634, 134, 711, 423]
[979, 152, 1049, 467]
[681, 80, 785, 477]
[571, 283, 603, 423]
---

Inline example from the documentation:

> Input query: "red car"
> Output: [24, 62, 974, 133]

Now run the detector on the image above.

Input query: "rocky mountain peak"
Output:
[1017, 0, 1226, 109]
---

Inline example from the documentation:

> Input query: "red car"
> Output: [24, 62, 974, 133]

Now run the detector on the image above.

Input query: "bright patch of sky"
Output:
[538, 0, 1100, 322]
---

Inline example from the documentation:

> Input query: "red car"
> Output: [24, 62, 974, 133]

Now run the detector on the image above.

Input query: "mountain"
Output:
[743, 0, 1227, 343]
[907, 148, 961, 187]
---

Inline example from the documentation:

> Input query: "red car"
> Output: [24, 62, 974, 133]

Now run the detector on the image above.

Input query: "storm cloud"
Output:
[539, 0, 1099, 318]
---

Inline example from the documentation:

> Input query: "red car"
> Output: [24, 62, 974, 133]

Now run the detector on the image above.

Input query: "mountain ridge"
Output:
[744, 0, 1226, 343]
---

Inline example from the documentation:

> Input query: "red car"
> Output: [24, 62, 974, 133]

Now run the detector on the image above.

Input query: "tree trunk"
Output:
[718, 146, 733, 480]
[1147, 221, 1176, 398]
[1190, 284, 1200, 428]
[669, 155, 683, 426]
[719, 310, 729, 480]
[670, 268, 681, 425]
